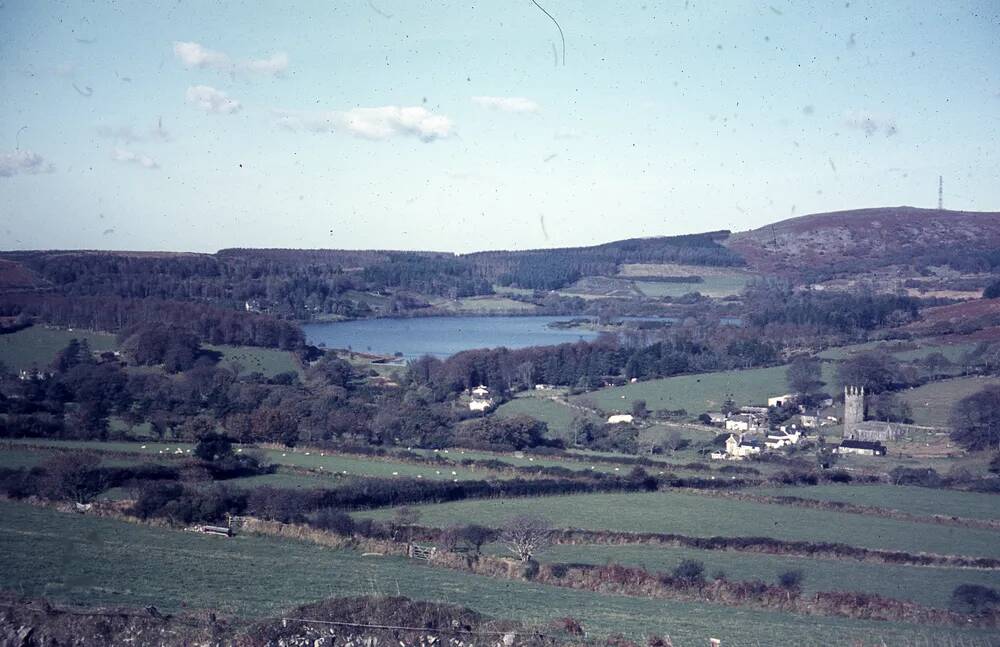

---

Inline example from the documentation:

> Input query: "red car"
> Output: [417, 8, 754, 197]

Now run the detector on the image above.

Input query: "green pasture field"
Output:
[571, 363, 837, 417]
[204, 344, 301, 378]
[0, 326, 117, 372]
[3, 439, 493, 481]
[0, 501, 993, 645]
[634, 275, 750, 298]
[899, 375, 1000, 427]
[361, 491, 1000, 558]
[756, 484, 1000, 521]
[515, 543, 1000, 610]
[493, 394, 582, 438]
[0, 447, 158, 470]
[418, 447, 686, 477]
[817, 340, 978, 362]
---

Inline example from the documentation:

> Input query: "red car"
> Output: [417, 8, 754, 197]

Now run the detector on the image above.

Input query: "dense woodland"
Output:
[0, 294, 304, 349]
[468, 231, 742, 290]
[0, 232, 741, 319]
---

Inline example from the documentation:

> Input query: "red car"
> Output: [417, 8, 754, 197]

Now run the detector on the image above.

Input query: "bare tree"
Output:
[42, 452, 108, 504]
[500, 515, 551, 562]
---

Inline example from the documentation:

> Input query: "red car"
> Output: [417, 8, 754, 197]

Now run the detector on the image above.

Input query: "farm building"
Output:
[607, 414, 635, 424]
[765, 429, 801, 449]
[706, 412, 727, 425]
[835, 439, 887, 456]
[767, 393, 798, 408]
[725, 413, 764, 432]
[799, 414, 834, 429]
[471, 385, 490, 398]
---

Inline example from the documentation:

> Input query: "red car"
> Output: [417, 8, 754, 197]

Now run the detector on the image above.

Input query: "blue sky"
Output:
[1, 1, 998, 252]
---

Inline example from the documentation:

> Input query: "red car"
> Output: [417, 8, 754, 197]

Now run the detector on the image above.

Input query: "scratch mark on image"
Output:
[531, 0, 565, 66]
[543, 153, 557, 162]
[72, 83, 93, 97]
[539, 214, 549, 240]
[15, 125, 27, 150]
[367, 0, 392, 19]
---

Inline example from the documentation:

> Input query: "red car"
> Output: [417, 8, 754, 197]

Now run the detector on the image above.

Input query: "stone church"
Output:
[843, 386, 907, 442]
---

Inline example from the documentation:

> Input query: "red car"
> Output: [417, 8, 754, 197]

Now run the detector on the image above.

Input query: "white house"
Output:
[534, 384, 555, 391]
[469, 399, 494, 412]
[607, 414, 635, 424]
[767, 393, 797, 408]
[468, 384, 493, 412]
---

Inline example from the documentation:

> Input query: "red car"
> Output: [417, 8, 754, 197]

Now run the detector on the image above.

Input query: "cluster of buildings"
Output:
[709, 386, 900, 461]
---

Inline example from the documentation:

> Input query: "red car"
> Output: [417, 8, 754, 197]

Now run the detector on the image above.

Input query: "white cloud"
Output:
[471, 96, 540, 113]
[274, 106, 453, 142]
[173, 41, 289, 77]
[845, 111, 898, 137]
[186, 85, 242, 114]
[0, 150, 55, 177]
[243, 52, 289, 76]
[111, 147, 159, 169]
[97, 119, 172, 143]
[173, 41, 230, 69]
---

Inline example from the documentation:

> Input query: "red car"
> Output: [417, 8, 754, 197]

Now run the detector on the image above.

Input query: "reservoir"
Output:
[302, 315, 601, 359]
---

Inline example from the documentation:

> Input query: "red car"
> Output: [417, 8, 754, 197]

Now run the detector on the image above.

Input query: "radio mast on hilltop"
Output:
[938, 175, 943, 210]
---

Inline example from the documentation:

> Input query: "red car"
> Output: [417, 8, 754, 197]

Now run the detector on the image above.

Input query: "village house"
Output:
[711, 433, 763, 460]
[607, 413, 635, 424]
[835, 439, 887, 456]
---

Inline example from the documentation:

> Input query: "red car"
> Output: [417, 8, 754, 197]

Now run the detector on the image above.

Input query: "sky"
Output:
[1, 0, 998, 253]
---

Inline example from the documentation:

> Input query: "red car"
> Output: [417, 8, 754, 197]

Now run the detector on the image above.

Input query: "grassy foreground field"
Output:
[521, 543, 1000, 610]
[3, 439, 491, 481]
[756, 484, 1000, 522]
[0, 326, 117, 371]
[0, 501, 994, 645]
[362, 491, 1000, 558]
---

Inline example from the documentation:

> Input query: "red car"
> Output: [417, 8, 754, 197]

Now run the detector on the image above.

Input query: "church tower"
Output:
[843, 386, 865, 439]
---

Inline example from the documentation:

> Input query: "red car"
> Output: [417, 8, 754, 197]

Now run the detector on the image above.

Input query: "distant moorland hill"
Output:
[726, 206, 1000, 278]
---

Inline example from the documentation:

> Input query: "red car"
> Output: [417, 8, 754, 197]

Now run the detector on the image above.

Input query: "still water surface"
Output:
[302, 316, 601, 359]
